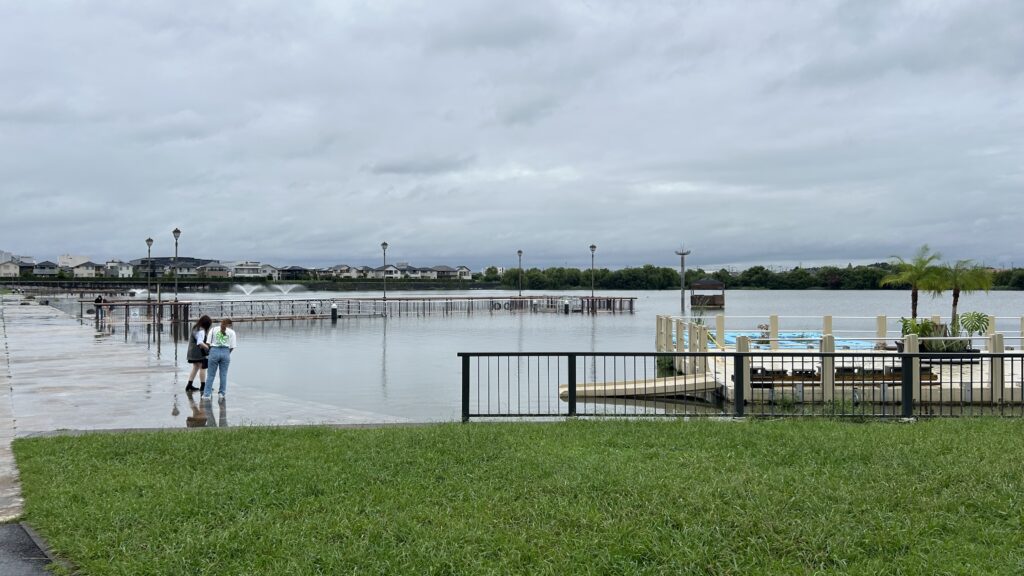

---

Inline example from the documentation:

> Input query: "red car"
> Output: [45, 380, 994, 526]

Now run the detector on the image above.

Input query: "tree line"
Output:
[479, 259, 1024, 292]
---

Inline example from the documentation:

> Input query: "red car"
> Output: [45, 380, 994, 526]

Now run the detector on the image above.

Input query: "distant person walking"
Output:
[203, 318, 237, 400]
[185, 315, 212, 392]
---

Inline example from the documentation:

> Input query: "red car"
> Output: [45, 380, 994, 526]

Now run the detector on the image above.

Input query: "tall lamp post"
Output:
[589, 244, 597, 300]
[675, 246, 691, 316]
[381, 241, 389, 301]
[145, 237, 153, 307]
[517, 249, 523, 297]
[172, 228, 181, 302]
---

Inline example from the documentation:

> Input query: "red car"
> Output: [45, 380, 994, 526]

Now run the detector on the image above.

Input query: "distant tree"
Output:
[481, 266, 500, 282]
[880, 245, 944, 319]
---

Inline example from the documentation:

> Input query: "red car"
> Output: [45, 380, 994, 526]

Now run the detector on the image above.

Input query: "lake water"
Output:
[62, 289, 1024, 421]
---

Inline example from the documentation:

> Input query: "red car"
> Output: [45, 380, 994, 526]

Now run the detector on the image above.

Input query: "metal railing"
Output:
[459, 351, 1024, 421]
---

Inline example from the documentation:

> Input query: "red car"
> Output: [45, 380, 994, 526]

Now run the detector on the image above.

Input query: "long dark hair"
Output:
[192, 315, 212, 333]
[220, 318, 233, 335]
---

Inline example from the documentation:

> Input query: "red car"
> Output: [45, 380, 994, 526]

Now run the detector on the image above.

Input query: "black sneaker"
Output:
[185, 383, 198, 392]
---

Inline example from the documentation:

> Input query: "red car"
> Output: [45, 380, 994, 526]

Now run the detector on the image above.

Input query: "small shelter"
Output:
[690, 278, 725, 309]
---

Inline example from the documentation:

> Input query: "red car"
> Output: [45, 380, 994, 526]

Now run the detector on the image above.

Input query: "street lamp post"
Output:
[589, 244, 597, 303]
[517, 249, 523, 297]
[381, 241, 389, 302]
[145, 237, 153, 307]
[675, 246, 691, 316]
[172, 228, 181, 302]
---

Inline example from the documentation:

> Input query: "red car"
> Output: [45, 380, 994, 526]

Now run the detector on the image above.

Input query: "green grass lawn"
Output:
[13, 419, 1024, 575]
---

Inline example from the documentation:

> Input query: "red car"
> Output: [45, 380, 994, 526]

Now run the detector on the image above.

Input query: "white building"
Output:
[229, 261, 279, 281]
[73, 262, 102, 278]
[59, 254, 91, 268]
[0, 260, 19, 278]
[104, 260, 134, 278]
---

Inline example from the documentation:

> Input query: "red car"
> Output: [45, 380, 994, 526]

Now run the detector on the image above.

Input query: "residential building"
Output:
[279, 266, 314, 281]
[325, 265, 359, 279]
[59, 254, 91, 268]
[73, 261, 103, 278]
[16, 257, 36, 276]
[369, 265, 401, 280]
[196, 263, 231, 278]
[128, 257, 215, 277]
[33, 261, 59, 277]
[229, 261, 279, 281]
[0, 260, 19, 278]
[0, 251, 13, 265]
[104, 260, 134, 278]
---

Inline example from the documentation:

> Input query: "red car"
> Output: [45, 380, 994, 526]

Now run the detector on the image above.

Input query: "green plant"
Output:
[881, 245, 944, 319]
[958, 311, 989, 341]
[930, 260, 994, 333]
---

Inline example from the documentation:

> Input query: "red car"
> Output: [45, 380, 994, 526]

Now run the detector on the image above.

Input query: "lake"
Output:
[58, 288, 1024, 421]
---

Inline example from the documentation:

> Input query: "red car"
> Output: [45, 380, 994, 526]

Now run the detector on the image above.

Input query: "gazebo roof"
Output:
[690, 277, 725, 289]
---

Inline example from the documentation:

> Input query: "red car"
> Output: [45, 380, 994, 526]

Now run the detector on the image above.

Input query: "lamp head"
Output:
[590, 244, 596, 254]
[172, 228, 181, 240]
[517, 249, 522, 257]
[146, 237, 153, 248]
[381, 241, 388, 251]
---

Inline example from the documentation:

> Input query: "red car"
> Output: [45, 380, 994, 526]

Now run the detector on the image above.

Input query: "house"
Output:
[279, 266, 313, 281]
[456, 266, 472, 280]
[73, 261, 103, 278]
[196, 263, 231, 278]
[104, 260, 134, 278]
[229, 261, 279, 281]
[15, 257, 36, 276]
[128, 257, 215, 277]
[369, 265, 401, 280]
[326, 265, 361, 279]
[0, 260, 19, 278]
[33, 261, 59, 277]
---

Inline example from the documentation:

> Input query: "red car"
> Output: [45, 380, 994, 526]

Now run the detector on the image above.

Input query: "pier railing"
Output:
[458, 350, 1024, 421]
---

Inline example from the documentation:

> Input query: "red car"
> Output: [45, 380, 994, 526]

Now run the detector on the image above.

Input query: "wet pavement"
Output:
[0, 295, 409, 520]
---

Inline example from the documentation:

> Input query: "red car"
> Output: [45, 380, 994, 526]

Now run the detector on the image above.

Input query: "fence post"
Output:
[769, 315, 779, 350]
[733, 353, 745, 416]
[716, 314, 725, 350]
[905, 334, 921, 404]
[460, 355, 470, 422]
[986, 315, 996, 337]
[735, 336, 750, 413]
[822, 315, 832, 337]
[568, 354, 577, 417]
[901, 352, 913, 418]
[876, 315, 887, 348]
[674, 318, 686, 373]
[822, 335, 835, 404]
[989, 334, 1005, 405]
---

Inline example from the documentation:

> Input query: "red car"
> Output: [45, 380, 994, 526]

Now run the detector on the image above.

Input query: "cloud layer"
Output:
[2, 0, 1022, 270]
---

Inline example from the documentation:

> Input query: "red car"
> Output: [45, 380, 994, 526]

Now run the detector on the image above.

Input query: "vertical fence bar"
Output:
[567, 354, 577, 417]
[461, 354, 470, 422]
[901, 353, 913, 418]
[733, 353, 745, 416]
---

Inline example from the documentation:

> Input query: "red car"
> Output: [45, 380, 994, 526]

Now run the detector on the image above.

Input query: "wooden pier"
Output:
[84, 294, 636, 325]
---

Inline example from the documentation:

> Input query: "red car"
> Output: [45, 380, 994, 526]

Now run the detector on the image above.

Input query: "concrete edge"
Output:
[19, 421, 440, 439]
[20, 521, 74, 573]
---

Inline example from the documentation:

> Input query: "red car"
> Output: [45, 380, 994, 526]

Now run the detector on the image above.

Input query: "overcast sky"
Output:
[1, 0, 1022, 271]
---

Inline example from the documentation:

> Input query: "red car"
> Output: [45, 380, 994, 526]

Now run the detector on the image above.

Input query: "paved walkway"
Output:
[0, 294, 408, 521]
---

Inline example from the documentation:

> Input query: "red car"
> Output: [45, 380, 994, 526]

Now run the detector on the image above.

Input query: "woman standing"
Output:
[203, 318, 237, 400]
[185, 315, 212, 392]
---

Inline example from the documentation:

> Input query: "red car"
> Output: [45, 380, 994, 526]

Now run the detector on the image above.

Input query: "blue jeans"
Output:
[205, 347, 231, 396]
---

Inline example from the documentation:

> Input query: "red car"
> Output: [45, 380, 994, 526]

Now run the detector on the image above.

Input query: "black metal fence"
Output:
[459, 351, 1024, 420]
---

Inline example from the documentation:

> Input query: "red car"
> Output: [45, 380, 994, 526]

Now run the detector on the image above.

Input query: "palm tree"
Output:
[880, 245, 943, 319]
[932, 260, 994, 332]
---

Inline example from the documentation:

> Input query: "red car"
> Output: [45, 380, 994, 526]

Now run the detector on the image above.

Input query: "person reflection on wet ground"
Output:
[185, 391, 208, 428]
[181, 389, 231, 428]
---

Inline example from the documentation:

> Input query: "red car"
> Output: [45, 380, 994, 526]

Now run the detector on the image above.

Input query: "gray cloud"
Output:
[1, 0, 1022, 271]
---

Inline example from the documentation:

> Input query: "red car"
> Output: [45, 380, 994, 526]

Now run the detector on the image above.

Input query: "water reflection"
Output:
[183, 391, 228, 428]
